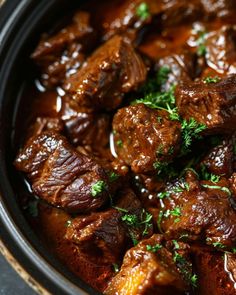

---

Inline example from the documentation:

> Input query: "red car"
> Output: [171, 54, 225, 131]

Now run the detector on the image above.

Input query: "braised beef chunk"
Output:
[14, 131, 115, 213]
[115, 188, 153, 243]
[14, 1, 236, 293]
[60, 96, 110, 147]
[156, 51, 198, 91]
[86, 0, 161, 42]
[32, 11, 96, 88]
[157, 171, 236, 248]
[66, 188, 152, 264]
[193, 250, 236, 295]
[113, 104, 181, 174]
[205, 26, 236, 75]
[105, 234, 193, 295]
[160, 0, 204, 27]
[27, 117, 64, 138]
[63, 35, 147, 111]
[200, 136, 235, 177]
[66, 209, 126, 265]
[201, 0, 236, 22]
[175, 75, 236, 134]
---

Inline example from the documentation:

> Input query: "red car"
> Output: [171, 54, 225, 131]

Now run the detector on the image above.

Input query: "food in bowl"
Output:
[13, 0, 236, 294]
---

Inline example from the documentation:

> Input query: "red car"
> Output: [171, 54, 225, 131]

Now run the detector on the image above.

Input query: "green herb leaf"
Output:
[172, 240, 180, 250]
[136, 2, 150, 20]
[157, 191, 170, 199]
[196, 31, 207, 56]
[91, 180, 106, 197]
[109, 171, 119, 182]
[181, 118, 206, 154]
[212, 242, 226, 249]
[112, 206, 128, 213]
[202, 184, 231, 196]
[203, 76, 220, 84]
[146, 244, 162, 252]
[191, 274, 198, 288]
[116, 139, 123, 148]
[156, 66, 171, 87]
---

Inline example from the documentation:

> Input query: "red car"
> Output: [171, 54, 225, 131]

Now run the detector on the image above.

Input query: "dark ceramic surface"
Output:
[0, 253, 36, 295]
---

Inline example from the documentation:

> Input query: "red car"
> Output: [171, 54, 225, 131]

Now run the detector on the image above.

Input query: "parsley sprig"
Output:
[121, 209, 153, 244]
[204, 76, 220, 84]
[136, 2, 150, 20]
[181, 118, 206, 154]
[146, 244, 162, 252]
[91, 180, 107, 197]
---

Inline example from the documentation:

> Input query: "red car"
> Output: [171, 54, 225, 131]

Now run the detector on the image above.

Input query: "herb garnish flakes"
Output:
[91, 180, 106, 197]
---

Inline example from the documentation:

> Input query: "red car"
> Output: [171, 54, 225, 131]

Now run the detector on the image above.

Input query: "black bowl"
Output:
[0, 1, 100, 294]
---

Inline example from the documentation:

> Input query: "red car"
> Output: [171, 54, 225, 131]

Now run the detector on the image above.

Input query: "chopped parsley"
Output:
[173, 252, 195, 286]
[212, 242, 226, 249]
[203, 76, 220, 84]
[164, 206, 182, 223]
[109, 171, 119, 182]
[91, 180, 106, 197]
[122, 214, 139, 226]
[157, 210, 164, 233]
[121, 209, 153, 238]
[202, 184, 231, 196]
[172, 240, 180, 250]
[181, 118, 206, 154]
[191, 274, 198, 288]
[200, 165, 220, 183]
[156, 66, 171, 87]
[146, 244, 162, 252]
[196, 30, 207, 56]
[116, 139, 123, 148]
[113, 206, 128, 213]
[153, 161, 168, 173]
[157, 191, 170, 199]
[232, 248, 236, 254]
[136, 2, 150, 20]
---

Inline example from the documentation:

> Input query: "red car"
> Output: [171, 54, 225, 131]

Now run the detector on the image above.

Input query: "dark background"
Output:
[0, 253, 36, 295]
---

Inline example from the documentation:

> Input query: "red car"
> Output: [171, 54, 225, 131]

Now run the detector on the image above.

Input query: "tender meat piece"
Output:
[115, 188, 153, 243]
[201, 0, 236, 22]
[201, 137, 235, 177]
[66, 209, 126, 265]
[27, 117, 64, 138]
[205, 26, 236, 75]
[32, 11, 96, 88]
[193, 249, 236, 295]
[139, 25, 193, 61]
[14, 131, 114, 213]
[105, 234, 192, 295]
[156, 51, 198, 91]
[230, 173, 236, 198]
[158, 171, 236, 248]
[63, 35, 147, 111]
[37, 204, 113, 291]
[66, 188, 152, 265]
[160, 0, 204, 27]
[84, 0, 161, 43]
[60, 96, 110, 147]
[175, 75, 236, 134]
[113, 104, 181, 174]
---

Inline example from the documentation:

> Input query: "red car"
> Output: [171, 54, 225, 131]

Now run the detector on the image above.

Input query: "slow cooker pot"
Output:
[0, 1, 100, 294]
